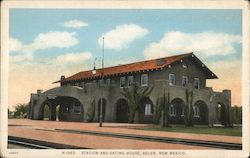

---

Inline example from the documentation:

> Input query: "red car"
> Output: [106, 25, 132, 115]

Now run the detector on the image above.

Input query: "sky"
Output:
[9, 9, 242, 110]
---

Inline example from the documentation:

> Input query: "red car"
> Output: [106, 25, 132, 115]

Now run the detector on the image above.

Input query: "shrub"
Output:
[13, 103, 29, 118]
[86, 99, 95, 122]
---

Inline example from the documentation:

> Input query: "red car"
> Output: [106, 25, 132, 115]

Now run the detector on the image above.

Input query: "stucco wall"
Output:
[29, 56, 231, 126]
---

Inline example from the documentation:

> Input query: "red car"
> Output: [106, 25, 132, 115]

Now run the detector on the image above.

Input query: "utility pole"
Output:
[99, 37, 104, 127]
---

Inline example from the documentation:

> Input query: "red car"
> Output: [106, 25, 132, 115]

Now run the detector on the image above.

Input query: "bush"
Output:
[232, 106, 242, 124]
[86, 99, 95, 122]
[13, 103, 29, 118]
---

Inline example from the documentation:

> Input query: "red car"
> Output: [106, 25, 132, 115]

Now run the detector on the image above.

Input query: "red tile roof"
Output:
[54, 52, 217, 83]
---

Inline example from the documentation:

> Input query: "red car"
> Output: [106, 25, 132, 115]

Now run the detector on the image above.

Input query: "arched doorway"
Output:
[46, 96, 84, 122]
[116, 98, 129, 123]
[193, 100, 208, 125]
[215, 102, 228, 126]
[138, 97, 154, 124]
[98, 98, 106, 122]
[42, 104, 51, 120]
[169, 98, 185, 124]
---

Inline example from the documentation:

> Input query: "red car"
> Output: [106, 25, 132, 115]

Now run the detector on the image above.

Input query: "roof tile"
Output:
[59, 53, 193, 83]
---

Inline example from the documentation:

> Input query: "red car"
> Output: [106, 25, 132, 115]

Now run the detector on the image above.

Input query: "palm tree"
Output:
[121, 83, 153, 123]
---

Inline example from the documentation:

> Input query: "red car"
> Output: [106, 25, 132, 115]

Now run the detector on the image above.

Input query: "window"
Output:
[169, 74, 176, 86]
[106, 79, 111, 86]
[74, 102, 81, 114]
[120, 77, 126, 88]
[128, 76, 134, 87]
[141, 74, 148, 86]
[193, 106, 200, 117]
[169, 104, 176, 116]
[194, 78, 200, 89]
[145, 104, 152, 115]
[182, 76, 188, 87]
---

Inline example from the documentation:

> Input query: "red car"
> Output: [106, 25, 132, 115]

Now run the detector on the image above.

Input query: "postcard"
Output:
[1, 0, 249, 158]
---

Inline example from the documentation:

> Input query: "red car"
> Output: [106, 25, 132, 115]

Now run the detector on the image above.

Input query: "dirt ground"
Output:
[8, 119, 241, 149]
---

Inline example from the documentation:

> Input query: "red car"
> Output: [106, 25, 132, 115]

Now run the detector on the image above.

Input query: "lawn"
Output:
[137, 125, 242, 137]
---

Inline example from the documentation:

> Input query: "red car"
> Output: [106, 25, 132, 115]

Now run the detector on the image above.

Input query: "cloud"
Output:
[23, 31, 79, 53]
[144, 31, 242, 59]
[10, 31, 79, 62]
[62, 20, 88, 29]
[10, 37, 23, 52]
[54, 52, 93, 65]
[98, 24, 148, 50]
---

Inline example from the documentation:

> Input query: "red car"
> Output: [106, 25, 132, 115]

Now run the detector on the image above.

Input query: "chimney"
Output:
[37, 89, 43, 94]
[61, 75, 66, 86]
[61, 75, 66, 81]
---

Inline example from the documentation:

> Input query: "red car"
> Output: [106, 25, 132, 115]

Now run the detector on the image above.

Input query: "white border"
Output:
[1, 0, 249, 158]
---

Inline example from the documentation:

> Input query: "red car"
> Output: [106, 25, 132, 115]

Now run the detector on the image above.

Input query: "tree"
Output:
[153, 90, 170, 127]
[232, 105, 242, 124]
[13, 103, 29, 118]
[153, 96, 163, 124]
[121, 83, 153, 123]
[185, 89, 193, 126]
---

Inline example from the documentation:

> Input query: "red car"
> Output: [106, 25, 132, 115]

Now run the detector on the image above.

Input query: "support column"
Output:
[49, 101, 56, 121]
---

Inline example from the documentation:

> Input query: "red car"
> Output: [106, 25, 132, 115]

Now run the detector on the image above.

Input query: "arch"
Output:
[116, 98, 129, 123]
[42, 104, 51, 120]
[38, 96, 84, 122]
[210, 94, 231, 127]
[44, 86, 84, 105]
[138, 97, 154, 124]
[55, 96, 84, 122]
[169, 98, 186, 124]
[193, 100, 208, 125]
[97, 98, 107, 122]
[38, 100, 52, 120]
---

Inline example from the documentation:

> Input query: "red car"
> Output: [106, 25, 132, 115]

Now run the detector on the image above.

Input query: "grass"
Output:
[137, 125, 242, 137]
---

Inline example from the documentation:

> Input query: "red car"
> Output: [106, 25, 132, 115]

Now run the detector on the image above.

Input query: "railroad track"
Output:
[52, 128, 242, 150]
[10, 128, 241, 150]
[8, 136, 87, 149]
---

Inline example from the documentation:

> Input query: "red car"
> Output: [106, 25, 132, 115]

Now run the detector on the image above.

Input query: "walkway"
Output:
[8, 119, 241, 149]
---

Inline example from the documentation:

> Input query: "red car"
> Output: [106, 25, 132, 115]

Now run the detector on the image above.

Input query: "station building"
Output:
[28, 52, 232, 126]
